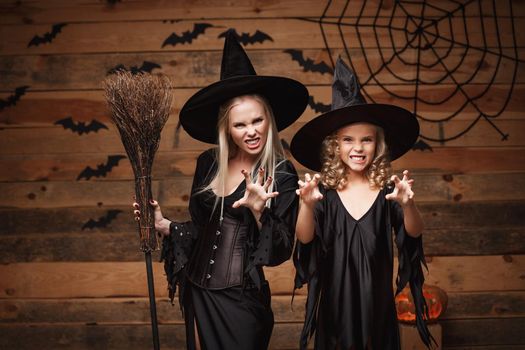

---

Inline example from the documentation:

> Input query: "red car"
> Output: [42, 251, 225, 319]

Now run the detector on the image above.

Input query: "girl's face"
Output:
[336, 122, 377, 175]
[228, 96, 269, 158]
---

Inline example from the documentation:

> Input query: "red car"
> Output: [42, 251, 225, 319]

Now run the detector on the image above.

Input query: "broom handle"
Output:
[145, 251, 161, 350]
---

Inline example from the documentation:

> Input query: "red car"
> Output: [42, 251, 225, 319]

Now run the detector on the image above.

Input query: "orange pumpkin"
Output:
[395, 284, 448, 323]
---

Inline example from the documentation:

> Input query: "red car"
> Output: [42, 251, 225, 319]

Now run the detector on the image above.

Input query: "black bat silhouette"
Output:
[77, 155, 126, 181]
[284, 49, 333, 75]
[27, 23, 67, 47]
[107, 61, 161, 75]
[308, 95, 331, 113]
[54, 117, 108, 135]
[412, 139, 433, 152]
[162, 23, 213, 47]
[218, 29, 273, 45]
[0, 86, 29, 111]
[82, 209, 122, 230]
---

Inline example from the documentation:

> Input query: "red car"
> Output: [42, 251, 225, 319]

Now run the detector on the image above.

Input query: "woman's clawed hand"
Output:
[232, 167, 279, 217]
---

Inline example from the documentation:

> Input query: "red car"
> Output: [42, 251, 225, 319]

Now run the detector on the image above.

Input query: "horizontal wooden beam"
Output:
[1, 119, 523, 159]
[2, 291, 524, 324]
[1, 226, 523, 263]
[2, 48, 524, 91]
[1, 17, 523, 55]
[0, 318, 523, 349]
[2, 172, 525, 209]
[0, 256, 523, 299]
[1, 147, 524, 182]
[2, 0, 522, 24]
[3, 85, 524, 129]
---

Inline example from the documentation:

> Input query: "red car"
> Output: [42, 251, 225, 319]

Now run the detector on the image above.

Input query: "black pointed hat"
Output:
[291, 57, 419, 171]
[179, 29, 308, 144]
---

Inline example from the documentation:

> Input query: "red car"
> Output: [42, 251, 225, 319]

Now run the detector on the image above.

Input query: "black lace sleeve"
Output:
[245, 160, 299, 288]
[160, 221, 197, 304]
[391, 199, 436, 348]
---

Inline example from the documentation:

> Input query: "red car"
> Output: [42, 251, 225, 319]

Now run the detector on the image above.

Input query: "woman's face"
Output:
[228, 96, 270, 158]
[336, 122, 377, 174]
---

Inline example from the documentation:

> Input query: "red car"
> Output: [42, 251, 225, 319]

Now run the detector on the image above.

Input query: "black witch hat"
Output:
[291, 57, 419, 171]
[179, 29, 308, 144]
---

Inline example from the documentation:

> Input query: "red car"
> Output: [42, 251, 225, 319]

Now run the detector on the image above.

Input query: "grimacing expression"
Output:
[228, 96, 269, 158]
[336, 122, 377, 175]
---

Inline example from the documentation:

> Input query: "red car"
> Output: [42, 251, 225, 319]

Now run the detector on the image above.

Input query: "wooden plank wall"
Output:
[1, 0, 524, 349]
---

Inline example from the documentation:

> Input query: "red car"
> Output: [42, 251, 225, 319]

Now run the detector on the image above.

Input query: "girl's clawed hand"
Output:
[232, 167, 279, 214]
[385, 170, 415, 206]
[132, 199, 170, 236]
[296, 173, 323, 206]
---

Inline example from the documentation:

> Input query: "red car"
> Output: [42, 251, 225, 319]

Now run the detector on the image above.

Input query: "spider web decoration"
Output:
[305, 0, 523, 143]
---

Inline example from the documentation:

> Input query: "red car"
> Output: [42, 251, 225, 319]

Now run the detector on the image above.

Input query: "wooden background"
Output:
[1, 0, 524, 349]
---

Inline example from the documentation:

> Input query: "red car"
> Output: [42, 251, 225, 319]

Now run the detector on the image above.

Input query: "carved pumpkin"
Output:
[395, 284, 448, 323]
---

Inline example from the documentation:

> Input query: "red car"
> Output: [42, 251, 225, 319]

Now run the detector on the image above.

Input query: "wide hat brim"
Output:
[180, 75, 308, 144]
[290, 103, 420, 171]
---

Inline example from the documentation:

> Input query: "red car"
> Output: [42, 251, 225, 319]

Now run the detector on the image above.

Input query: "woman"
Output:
[135, 30, 308, 349]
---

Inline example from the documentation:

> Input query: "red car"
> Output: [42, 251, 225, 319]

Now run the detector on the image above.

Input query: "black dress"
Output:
[294, 187, 433, 350]
[162, 148, 298, 350]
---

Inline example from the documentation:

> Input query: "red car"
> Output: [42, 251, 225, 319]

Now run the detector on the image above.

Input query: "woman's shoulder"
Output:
[197, 148, 217, 165]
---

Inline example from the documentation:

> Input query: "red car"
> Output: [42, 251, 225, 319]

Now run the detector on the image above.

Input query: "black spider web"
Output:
[306, 0, 523, 143]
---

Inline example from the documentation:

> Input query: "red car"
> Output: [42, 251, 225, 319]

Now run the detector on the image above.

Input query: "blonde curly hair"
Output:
[320, 124, 391, 190]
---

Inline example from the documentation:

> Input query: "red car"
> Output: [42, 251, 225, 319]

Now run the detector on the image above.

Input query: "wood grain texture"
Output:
[2, 85, 524, 129]
[0, 256, 523, 299]
[2, 201, 523, 234]
[2, 172, 525, 209]
[2, 0, 522, 24]
[1, 227, 524, 263]
[1, 49, 524, 91]
[2, 291, 524, 324]
[1, 17, 523, 55]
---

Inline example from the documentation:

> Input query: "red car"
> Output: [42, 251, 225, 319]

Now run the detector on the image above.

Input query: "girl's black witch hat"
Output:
[291, 57, 420, 171]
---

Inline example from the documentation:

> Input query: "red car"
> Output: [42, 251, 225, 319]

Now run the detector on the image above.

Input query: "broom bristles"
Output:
[103, 71, 173, 252]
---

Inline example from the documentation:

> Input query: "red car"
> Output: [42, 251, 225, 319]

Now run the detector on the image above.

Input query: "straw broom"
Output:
[103, 71, 172, 350]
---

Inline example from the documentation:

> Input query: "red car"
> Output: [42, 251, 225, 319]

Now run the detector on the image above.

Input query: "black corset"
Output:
[186, 213, 248, 289]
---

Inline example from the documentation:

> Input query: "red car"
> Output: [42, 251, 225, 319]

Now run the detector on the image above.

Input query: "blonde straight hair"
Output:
[202, 94, 286, 208]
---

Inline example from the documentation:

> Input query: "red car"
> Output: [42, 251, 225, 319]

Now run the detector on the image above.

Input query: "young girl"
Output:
[290, 58, 433, 350]
[134, 30, 308, 349]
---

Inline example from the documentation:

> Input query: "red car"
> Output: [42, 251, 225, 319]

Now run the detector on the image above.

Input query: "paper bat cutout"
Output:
[28, 23, 67, 47]
[284, 49, 333, 75]
[162, 23, 213, 47]
[412, 139, 433, 152]
[77, 155, 126, 181]
[54, 117, 109, 135]
[107, 61, 161, 75]
[218, 29, 273, 45]
[82, 209, 122, 230]
[308, 95, 331, 113]
[0, 86, 29, 111]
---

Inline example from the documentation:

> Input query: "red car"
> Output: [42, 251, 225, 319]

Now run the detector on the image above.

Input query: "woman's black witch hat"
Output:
[179, 29, 308, 144]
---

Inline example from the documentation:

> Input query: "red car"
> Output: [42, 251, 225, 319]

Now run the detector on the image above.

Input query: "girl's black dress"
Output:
[294, 187, 432, 350]
[162, 149, 298, 350]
